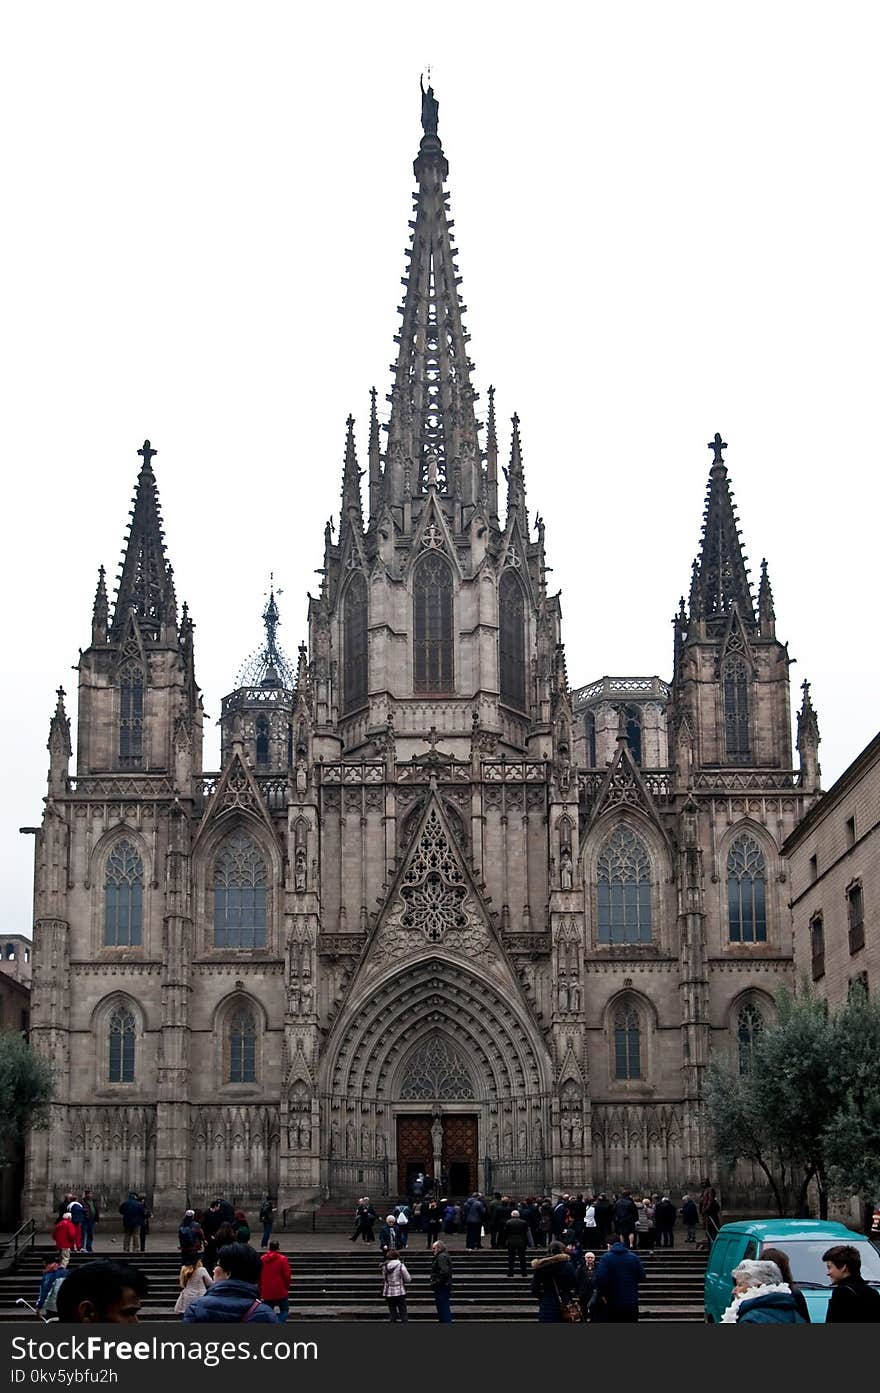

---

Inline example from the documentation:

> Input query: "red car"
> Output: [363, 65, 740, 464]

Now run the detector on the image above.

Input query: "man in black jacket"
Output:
[430, 1240, 453, 1322]
[823, 1244, 880, 1322]
[654, 1196, 677, 1248]
[503, 1209, 530, 1277]
[118, 1193, 144, 1255]
[593, 1194, 614, 1246]
[612, 1192, 639, 1250]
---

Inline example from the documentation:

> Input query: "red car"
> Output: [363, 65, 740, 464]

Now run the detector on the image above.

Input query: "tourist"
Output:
[593, 1193, 614, 1247]
[721, 1259, 806, 1324]
[612, 1192, 639, 1250]
[680, 1193, 698, 1243]
[81, 1190, 99, 1254]
[462, 1192, 486, 1251]
[259, 1196, 275, 1249]
[183, 1243, 277, 1322]
[56, 1260, 148, 1324]
[577, 1250, 597, 1321]
[204, 1220, 236, 1274]
[36, 1257, 68, 1317]
[350, 1197, 377, 1243]
[174, 1258, 213, 1316]
[425, 1198, 442, 1248]
[118, 1192, 144, 1255]
[442, 1199, 457, 1234]
[233, 1209, 251, 1244]
[761, 1247, 810, 1322]
[136, 1195, 151, 1253]
[595, 1237, 646, 1322]
[53, 1210, 77, 1268]
[699, 1180, 721, 1246]
[487, 1192, 503, 1248]
[379, 1214, 398, 1253]
[395, 1203, 410, 1249]
[259, 1240, 291, 1323]
[530, 1241, 578, 1322]
[538, 1197, 554, 1247]
[654, 1195, 677, 1248]
[68, 1195, 85, 1252]
[178, 1209, 204, 1263]
[381, 1248, 411, 1323]
[503, 1208, 529, 1278]
[430, 1239, 453, 1322]
[823, 1243, 880, 1321]
[552, 1194, 570, 1240]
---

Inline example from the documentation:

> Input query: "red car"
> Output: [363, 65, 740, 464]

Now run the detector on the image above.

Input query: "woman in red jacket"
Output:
[53, 1212, 78, 1267]
[259, 1241, 291, 1323]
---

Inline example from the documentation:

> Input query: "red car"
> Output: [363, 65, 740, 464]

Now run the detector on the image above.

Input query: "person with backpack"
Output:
[259, 1196, 274, 1249]
[182, 1243, 277, 1322]
[178, 1210, 204, 1263]
[233, 1210, 251, 1244]
[37, 1257, 68, 1318]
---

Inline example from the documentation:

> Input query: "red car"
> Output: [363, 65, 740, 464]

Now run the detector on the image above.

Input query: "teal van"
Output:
[704, 1220, 880, 1323]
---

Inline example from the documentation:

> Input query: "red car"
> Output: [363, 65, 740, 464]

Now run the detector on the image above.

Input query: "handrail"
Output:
[1, 1217, 36, 1273]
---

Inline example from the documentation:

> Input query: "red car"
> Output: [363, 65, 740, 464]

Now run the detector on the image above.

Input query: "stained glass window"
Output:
[104, 840, 144, 947]
[255, 716, 269, 766]
[229, 1005, 257, 1083]
[727, 834, 766, 942]
[413, 554, 454, 692]
[723, 657, 750, 763]
[108, 1007, 135, 1083]
[214, 832, 267, 948]
[400, 1036, 475, 1099]
[614, 1005, 641, 1079]
[119, 665, 144, 767]
[737, 1002, 763, 1074]
[499, 571, 526, 711]
[343, 572, 368, 712]
[597, 827, 652, 944]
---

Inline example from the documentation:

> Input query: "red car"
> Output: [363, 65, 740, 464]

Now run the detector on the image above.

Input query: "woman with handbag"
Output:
[530, 1241, 580, 1322]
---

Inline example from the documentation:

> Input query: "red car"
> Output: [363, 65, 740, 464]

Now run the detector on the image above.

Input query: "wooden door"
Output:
[442, 1115, 478, 1196]
[396, 1115, 431, 1194]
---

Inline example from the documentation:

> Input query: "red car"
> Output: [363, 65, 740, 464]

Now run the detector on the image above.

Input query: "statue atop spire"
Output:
[420, 72, 439, 137]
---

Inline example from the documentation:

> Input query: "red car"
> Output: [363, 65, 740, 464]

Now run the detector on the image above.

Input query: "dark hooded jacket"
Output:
[530, 1251, 577, 1322]
[736, 1290, 807, 1324]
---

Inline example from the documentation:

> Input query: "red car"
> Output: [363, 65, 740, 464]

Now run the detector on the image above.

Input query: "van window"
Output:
[743, 1240, 758, 1259]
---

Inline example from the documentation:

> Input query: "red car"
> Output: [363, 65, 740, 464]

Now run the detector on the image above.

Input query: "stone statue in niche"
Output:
[295, 760, 308, 796]
[559, 845, 573, 889]
[488, 1121, 499, 1156]
[517, 1120, 528, 1155]
[503, 1121, 513, 1155]
[569, 979, 581, 1012]
[375, 1132, 386, 1158]
[330, 1119, 340, 1154]
[345, 1119, 356, 1155]
[295, 845, 307, 893]
[361, 1124, 370, 1157]
[298, 1116, 311, 1150]
[431, 1113, 444, 1155]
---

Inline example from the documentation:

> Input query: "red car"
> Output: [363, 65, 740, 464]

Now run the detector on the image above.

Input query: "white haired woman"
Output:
[721, 1259, 807, 1324]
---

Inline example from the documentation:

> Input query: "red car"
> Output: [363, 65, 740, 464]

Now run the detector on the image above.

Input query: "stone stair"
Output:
[1, 1244, 707, 1322]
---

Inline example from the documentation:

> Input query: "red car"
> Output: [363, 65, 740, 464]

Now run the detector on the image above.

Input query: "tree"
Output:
[704, 988, 835, 1216]
[824, 984, 880, 1200]
[0, 1031, 53, 1164]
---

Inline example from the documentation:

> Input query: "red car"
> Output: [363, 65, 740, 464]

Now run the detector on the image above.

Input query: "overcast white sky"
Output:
[2, 1, 878, 932]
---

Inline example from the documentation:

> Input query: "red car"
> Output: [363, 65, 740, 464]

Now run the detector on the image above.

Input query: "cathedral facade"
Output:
[24, 91, 822, 1219]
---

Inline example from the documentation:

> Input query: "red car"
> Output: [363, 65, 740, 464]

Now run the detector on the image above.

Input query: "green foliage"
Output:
[0, 1031, 53, 1163]
[704, 984, 880, 1215]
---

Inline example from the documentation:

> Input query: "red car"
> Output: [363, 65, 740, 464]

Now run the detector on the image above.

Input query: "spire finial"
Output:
[138, 439, 157, 469]
[708, 432, 728, 467]
[420, 71, 439, 137]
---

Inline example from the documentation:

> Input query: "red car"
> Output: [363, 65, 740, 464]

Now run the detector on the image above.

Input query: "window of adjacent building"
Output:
[722, 656, 750, 764]
[737, 1001, 764, 1074]
[108, 1006, 135, 1083]
[848, 971, 869, 1001]
[847, 881, 865, 954]
[597, 826, 652, 945]
[846, 816, 856, 849]
[228, 1005, 257, 1083]
[104, 840, 144, 947]
[809, 853, 818, 883]
[585, 710, 597, 767]
[413, 554, 454, 693]
[213, 831, 267, 949]
[255, 716, 270, 766]
[727, 834, 767, 943]
[613, 1004, 642, 1079]
[810, 913, 825, 980]
[499, 571, 526, 711]
[342, 571, 368, 713]
[119, 665, 144, 767]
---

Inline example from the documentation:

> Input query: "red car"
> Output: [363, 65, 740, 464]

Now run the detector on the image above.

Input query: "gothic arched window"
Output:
[624, 705, 642, 765]
[614, 1004, 642, 1079]
[228, 1005, 257, 1083]
[213, 832, 267, 949]
[119, 665, 144, 767]
[108, 1006, 136, 1083]
[255, 716, 269, 766]
[343, 572, 368, 713]
[585, 710, 597, 766]
[499, 571, 526, 711]
[723, 656, 751, 763]
[413, 554, 454, 692]
[597, 826, 653, 944]
[104, 840, 144, 947]
[737, 1002, 764, 1074]
[727, 834, 767, 942]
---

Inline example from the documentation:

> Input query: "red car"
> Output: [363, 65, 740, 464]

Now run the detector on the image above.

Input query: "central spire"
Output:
[385, 78, 480, 503]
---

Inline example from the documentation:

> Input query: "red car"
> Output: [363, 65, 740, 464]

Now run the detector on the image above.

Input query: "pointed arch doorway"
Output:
[395, 1035, 479, 1197]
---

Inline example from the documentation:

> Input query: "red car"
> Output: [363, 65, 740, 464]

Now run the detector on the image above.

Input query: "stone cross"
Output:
[707, 432, 727, 464]
[138, 439, 157, 467]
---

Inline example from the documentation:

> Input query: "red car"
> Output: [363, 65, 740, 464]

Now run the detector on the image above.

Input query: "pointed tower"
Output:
[797, 679, 821, 793]
[221, 580, 297, 769]
[75, 441, 202, 775]
[47, 686, 72, 797]
[670, 433, 793, 769]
